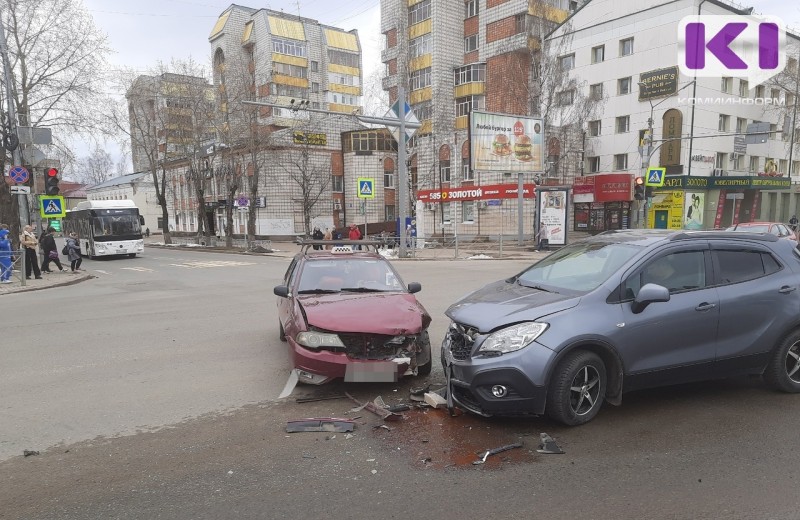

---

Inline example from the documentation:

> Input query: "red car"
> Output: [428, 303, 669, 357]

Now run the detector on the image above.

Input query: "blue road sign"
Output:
[357, 177, 375, 199]
[8, 166, 29, 184]
[39, 196, 65, 218]
[645, 167, 666, 187]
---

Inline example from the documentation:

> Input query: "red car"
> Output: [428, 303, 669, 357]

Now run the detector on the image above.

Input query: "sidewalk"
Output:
[0, 268, 92, 296]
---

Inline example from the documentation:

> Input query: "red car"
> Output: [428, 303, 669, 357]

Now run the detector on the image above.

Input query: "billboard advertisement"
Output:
[470, 111, 544, 173]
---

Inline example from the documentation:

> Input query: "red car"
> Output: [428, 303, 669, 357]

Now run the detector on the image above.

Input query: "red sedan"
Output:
[274, 240, 432, 385]
[725, 222, 798, 244]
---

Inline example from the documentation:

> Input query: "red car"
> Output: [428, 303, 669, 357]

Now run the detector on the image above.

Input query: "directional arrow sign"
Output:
[10, 185, 30, 194]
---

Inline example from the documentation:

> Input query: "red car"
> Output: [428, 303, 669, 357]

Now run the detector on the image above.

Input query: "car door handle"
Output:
[779, 286, 797, 294]
[695, 302, 716, 311]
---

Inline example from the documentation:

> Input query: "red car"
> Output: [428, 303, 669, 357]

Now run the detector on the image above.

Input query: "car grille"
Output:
[445, 323, 478, 361]
[338, 333, 416, 360]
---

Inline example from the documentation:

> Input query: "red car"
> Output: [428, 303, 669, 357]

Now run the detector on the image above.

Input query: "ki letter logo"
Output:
[678, 15, 786, 86]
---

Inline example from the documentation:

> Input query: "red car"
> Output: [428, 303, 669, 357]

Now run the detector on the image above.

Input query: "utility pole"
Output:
[0, 10, 28, 230]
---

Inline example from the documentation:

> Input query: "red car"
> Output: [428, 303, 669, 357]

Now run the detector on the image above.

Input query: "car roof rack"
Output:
[297, 239, 384, 254]
[669, 231, 779, 242]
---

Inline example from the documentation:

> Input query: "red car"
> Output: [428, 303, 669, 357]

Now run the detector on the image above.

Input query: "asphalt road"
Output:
[2, 247, 800, 519]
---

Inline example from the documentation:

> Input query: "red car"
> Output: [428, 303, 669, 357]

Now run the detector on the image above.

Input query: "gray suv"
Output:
[441, 230, 800, 426]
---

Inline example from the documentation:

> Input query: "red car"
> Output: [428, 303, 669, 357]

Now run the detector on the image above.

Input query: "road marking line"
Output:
[120, 267, 154, 272]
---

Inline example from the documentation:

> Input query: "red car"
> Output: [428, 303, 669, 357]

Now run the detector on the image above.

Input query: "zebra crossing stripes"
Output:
[168, 260, 256, 269]
[120, 267, 155, 272]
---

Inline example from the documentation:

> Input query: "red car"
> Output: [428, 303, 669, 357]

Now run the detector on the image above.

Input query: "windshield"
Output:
[297, 258, 404, 293]
[517, 241, 641, 293]
[91, 215, 142, 239]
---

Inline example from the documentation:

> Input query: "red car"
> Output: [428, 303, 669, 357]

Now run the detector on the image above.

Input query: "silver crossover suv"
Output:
[442, 230, 800, 425]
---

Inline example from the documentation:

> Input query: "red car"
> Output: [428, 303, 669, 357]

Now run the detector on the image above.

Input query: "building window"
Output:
[589, 83, 603, 100]
[755, 85, 766, 98]
[385, 205, 395, 221]
[274, 62, 308, 79]
[614, 154, 628, 170]
[442, 202, 452, 224]
[559, 89, 575, 106]
[465, 0, 478, 18]
[408, 0, 431, 25]
[311, 101, 320, 109]
[588, 156, 600, 173]
[591, 45, 605, 64]
[736, 117, 747, 134]
[384, 171, 395, 188]
[311, 82, 319, 93]
[733, 154, 744, 170]
[749, 156, 760, 172]
[515, 13, 526, 34]
[413, 100, 433, 121]
[620, 37, 634, 56]
[462, 201, 475, 223]
[310, 60, 318, 72]
[770, 123, 778, 139]
[464, 34, 479, 53]
[588, 120, 601, 136]
[721, 77, 732, 93]
[454, 63, 486, 85]
[463, 162, 474, 180]
[559, 54, 575, 71]
[332, 175, 343, 192]
[410, 67, 432, 90]
[616, 115, 630, 133]
[455, 95, 485, 117]
[771, 89, 781, 102]
[739, 79, 749, 96]
[718, 114, 730, 132]
[409, 33, 433, 58]
[618, 77, 631, 95]
[715, 152, 727, 169]
[440, 160, 451, 182]
[569, 0, 578, 10]
[272, 38, 307, 57]
[328, 49, 359, 68]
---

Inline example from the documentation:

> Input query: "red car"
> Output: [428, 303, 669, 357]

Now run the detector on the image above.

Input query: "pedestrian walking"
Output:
[323, 227, 333, 250]
[790, 215, 798, 233]
[312, 227, 324, 250]
[537, 223, 550, 252]
[66, 232, 83, 272]
[348, 224, 361, 249]
[0, 228, 12, 284]
[39, 226, 65, 274]
[19, 225, 42, 279]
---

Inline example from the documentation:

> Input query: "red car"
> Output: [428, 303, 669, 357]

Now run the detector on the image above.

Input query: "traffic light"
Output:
[634, 177, 645, 200]
[45, 168, 60, 195]
[645, 186, 654, 198]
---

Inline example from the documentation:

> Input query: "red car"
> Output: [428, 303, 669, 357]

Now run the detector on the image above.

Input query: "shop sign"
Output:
[417, 183, 536, 202]
[638, 66, 679, 100]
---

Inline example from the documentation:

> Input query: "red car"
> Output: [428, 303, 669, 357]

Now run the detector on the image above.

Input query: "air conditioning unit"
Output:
[427, 202, 437, 211]
[728, 153, 737, 161]
[333, 201, 342, 210]
[712, 168, 725, 176]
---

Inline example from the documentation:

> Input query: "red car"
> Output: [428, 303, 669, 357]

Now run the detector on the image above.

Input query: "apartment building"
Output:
[550, 0, 800, 229]
[380, 0, 581, 239]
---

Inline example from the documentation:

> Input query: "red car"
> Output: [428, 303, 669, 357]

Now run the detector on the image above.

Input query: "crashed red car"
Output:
[274, 240, 432, 384]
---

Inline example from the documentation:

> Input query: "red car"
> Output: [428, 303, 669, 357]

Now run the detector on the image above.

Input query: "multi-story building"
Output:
[126, 73, 215, 173]
[380, 0, 581, 239]
[550, 0, 800, 230]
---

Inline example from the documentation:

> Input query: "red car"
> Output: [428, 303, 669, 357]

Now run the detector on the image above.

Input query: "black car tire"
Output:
[279, 321, 286, 342]
[546, 350, 607, 426]
[764, 329, 800, 392]
[416, 331, 432, 376]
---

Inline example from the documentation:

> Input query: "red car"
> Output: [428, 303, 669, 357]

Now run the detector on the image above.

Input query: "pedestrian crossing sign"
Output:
[645, 167, 666, 187]
[357, 178, 375, 199]
[39, 195, 65, 218]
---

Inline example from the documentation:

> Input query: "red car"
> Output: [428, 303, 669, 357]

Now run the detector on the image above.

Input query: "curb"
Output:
[0, 273, 94, 296]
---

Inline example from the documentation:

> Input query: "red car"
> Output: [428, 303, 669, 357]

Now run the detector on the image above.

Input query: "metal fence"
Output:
[166, 236, 272, 251]
[1, 250, 27, 286]
[372, 234, 534, 259]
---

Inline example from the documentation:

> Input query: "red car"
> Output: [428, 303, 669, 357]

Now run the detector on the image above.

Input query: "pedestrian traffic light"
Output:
[645, 186, 654, 198]
[634, 177, 645, 200]
[45, 168, 60, 195]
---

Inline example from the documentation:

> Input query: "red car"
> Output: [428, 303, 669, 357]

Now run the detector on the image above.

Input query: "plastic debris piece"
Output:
[286, 418, 356, 433]
[23, 450, 39, 457]
[424, 392, 447, 409]
[472, 442, 523, 465]
[346, 393, 404, 421]
[537, 432, 564, 454]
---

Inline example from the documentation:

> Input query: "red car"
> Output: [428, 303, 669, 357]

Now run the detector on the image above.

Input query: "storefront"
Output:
[572, 174, 634, 233]
[648, 175, 791, 229]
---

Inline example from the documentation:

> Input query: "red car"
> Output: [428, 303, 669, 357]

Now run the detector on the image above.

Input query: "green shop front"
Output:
[647, 176, 791, 230]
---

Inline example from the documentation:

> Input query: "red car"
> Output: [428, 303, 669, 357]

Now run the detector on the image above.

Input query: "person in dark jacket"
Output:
[40, 227, 65, 273]
[65, 232, 83, 272]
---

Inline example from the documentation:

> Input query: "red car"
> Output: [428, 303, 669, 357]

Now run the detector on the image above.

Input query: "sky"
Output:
[77, 0, 799, 171]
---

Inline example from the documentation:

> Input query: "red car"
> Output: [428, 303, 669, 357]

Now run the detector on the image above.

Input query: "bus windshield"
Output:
[92, 214, 142, 240]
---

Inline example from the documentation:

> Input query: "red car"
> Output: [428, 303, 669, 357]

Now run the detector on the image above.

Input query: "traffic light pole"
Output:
[0, 13, 29, 230]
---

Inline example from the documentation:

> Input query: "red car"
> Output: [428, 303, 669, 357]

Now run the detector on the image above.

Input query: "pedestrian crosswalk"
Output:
[168, 260, 257, 269]
[120, 267, 155, 272]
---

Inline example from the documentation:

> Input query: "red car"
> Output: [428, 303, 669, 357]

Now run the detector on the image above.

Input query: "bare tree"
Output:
[0, 0, 111, 238]
[75, 145, 114, 186]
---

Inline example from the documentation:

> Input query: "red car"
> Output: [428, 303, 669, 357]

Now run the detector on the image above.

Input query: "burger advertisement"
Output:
[470, 111, 543, 173]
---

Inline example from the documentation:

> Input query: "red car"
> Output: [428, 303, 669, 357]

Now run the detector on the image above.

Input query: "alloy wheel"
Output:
[570, 365, 601, 416]
[785, 341, 800, 384]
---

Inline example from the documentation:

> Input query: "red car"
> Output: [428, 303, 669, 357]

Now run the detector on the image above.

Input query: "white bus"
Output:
[62, 200, 145, 258]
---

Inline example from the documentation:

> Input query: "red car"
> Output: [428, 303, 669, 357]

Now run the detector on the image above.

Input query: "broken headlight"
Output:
[478, 322, 548, 355]
[296, 331, 345, 349]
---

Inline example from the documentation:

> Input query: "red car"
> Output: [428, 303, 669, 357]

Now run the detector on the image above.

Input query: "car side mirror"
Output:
[274, 285, 290, 298]
[630, 283, 670, 314]
[407, 282, 422, 294]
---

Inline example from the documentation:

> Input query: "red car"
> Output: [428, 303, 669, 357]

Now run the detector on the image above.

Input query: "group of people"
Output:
[0, 223, 83, 284]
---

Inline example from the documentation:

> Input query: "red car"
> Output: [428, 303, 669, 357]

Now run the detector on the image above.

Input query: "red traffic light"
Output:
[47, 168, 59, 177]
[635, 176, 644, 185]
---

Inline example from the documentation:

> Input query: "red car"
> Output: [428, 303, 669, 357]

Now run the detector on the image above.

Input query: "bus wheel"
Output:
[128, 253, 136, 258]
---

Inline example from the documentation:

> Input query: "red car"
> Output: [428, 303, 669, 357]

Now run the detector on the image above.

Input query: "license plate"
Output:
[344, 362, 398, 383]
[118, 249, 127, 254]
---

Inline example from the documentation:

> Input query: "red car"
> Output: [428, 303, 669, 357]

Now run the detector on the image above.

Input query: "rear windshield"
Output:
[517, 242, 641, 293]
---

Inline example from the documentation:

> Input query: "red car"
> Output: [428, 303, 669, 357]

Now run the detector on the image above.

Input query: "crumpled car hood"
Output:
[299, 293, 429, 335]
[445, 279, 580, 332]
